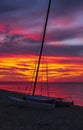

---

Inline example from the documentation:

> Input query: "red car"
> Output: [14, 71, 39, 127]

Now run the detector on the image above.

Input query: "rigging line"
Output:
[32, 0, 52, 95]
[28, 61, 37, 94]
[24, 56, 37, 94]
[46, 61, 49, 97]
[41, 54, 44, 96]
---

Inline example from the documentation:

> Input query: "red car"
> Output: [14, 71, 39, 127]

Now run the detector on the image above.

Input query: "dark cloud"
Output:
[0, 0, 39, 13]
[0, 0, 47, 34]
[1, 0, 83, 16]
[0, 0, 83, 23]
[0, 0, 48, 21]
[43, 45, 83, 56]
[0, 41, 83, 57]
[46, 26, 83, 41]
[57, 59, 83, 64]
[52, 0, 83, 18]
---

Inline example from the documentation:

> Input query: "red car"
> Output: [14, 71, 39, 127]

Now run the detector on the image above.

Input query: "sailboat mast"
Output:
[32, 0, 52, 95]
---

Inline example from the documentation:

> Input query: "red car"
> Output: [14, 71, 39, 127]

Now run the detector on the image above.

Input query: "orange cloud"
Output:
[0, 54, 83, 82]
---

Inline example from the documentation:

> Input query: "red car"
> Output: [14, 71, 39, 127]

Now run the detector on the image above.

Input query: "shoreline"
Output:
[0, 89, 83, 130]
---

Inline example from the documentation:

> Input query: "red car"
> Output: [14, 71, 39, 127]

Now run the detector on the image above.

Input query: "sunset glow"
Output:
[0, 0, 83, 82]
[0, 54, 83, 82]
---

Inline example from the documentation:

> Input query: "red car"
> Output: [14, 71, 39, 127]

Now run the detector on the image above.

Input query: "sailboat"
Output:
[8, 0, 74, 109]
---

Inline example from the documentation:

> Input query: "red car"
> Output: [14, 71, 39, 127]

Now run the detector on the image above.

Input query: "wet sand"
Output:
[0, 89, 83, 130]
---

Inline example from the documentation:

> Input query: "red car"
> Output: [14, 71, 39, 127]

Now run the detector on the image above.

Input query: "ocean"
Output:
[0, 82, 83, 107]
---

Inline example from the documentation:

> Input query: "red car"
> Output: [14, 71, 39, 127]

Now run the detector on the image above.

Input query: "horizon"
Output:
[0, 81, 83, 83]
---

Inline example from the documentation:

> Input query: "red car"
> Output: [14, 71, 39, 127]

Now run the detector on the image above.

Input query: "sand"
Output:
[0, 89, 83, 130]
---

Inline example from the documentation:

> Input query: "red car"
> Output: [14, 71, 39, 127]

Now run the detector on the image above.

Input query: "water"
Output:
[0, 82, 83, 107]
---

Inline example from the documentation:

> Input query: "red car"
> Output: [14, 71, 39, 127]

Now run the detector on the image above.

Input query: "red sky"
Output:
[0, 0, 83, 82]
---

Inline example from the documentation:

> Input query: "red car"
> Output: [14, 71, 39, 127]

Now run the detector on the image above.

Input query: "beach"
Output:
[0, 90, 83, 130]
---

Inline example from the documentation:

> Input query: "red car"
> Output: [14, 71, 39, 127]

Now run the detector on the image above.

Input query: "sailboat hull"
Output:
[8, 94, 74, 109]
[8, 95, 55, 109]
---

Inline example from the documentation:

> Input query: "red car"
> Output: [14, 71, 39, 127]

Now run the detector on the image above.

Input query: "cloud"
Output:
[0, 40, 83, 57]
[0, 0, 39, 13]
[43, 45, 83, 56]
[1, 0, 83, 20]
[46, 25, 83, 42]
[0, 0, 47, 32]
[0, 0, 83, 57]
[52, 0, 83, 18]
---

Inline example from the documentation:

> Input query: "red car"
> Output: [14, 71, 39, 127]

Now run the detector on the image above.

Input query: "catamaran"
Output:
[8, 0, 74, 109]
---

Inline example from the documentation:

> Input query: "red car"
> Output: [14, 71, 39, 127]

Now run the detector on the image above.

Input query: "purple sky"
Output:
[0, 0, 83, 56]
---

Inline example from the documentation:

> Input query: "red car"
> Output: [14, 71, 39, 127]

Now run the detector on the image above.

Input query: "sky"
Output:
[0, 0, 83, 82]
